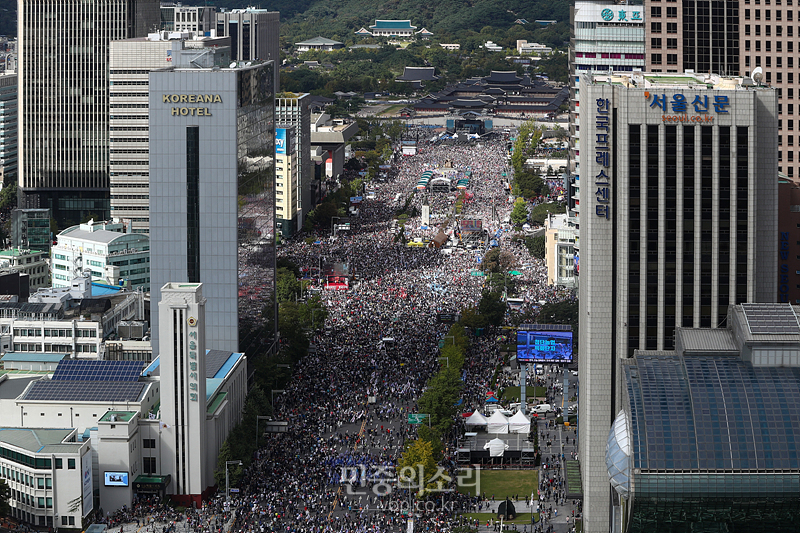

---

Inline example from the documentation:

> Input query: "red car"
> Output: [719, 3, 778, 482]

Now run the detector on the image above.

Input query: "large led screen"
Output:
[517, 330, 573, 363]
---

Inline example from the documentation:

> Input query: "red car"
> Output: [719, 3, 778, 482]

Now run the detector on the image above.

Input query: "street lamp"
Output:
[438, 356, 449, 368]
[225, 460, 242, 501]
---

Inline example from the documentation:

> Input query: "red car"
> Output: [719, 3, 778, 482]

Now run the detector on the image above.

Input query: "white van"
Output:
[531, 404, 553, 415]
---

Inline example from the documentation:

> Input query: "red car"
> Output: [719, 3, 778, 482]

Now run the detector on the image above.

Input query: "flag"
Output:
[160, 421, 170, 429]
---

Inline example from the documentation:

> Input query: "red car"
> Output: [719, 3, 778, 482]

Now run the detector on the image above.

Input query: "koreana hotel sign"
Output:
[163, 94, 223, 116]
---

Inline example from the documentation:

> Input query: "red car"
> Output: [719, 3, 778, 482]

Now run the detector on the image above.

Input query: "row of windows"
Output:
[109, 80, 148, 86]
[110, 149, 149, 154]
[650, 22, 678, 33]
[745, 8, 796, 19]
[110, 104, 149, 109]
[111, 161, 148, 166]
[745, 0, 793, 5]
[650, 6, 679, 17]
[650, 54, 679, 65]
[744, 40, 796, 56]
[111, 127, 148, 131]
[13, 329, 97, 337]
[110, 92, 149, 98]
[651, 38, 679, 49]
[13, 343, 97, 352]
[742, 62, 796, 85]
[12, 490, 51, 509]
[111, 194, 150, 200]
[1, 467, 52, 489]
[743, 23, 800, 35]
[110, 137, 149, 142]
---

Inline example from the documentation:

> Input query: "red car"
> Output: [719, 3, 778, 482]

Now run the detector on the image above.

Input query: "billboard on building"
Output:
[517, 329, 573, 363]
[460, 219, 483, 233]
[82, 452, 94, 516]
[276, 128, 287, 155]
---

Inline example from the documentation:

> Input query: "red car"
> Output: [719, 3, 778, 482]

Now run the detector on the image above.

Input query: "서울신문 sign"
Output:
[645, 91, 730, 123]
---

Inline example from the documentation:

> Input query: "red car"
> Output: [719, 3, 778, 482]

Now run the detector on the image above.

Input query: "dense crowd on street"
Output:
[89, 133, 577, 533]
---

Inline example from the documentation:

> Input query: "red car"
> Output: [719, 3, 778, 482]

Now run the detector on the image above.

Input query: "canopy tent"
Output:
[465, 411, 488, 427]
[485, 396, 499, 403]
[487, 410, 509, 434]
[484, 437, 509, 457]
[508, 410, 531, 434]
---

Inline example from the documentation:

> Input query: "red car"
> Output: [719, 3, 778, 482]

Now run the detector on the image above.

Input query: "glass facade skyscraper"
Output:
[17, 0, 159, 228]
[148, 55, 276, 358]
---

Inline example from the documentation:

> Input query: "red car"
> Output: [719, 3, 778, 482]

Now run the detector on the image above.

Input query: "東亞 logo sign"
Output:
[601, 9, 614, 20]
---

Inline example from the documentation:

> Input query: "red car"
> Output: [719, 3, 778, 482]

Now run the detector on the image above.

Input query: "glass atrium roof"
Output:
[626, 355, 800, 471]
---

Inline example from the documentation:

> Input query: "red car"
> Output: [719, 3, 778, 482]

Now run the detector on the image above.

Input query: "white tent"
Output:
[465, 411, 488, 427]
[484, 437, 509, 457]
[508, 410, 531, 434]
[487, 410, 509, 434]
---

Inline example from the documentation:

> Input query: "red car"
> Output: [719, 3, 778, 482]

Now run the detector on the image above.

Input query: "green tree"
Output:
[510, 198, 529, 227]
[478, 290, 506, 327]
[397, 439, 438, 497]
[276, 267, 302, 302]
[526, 235, 546, 259]
[482, 248, 517, 274]
[460, 305, 487, 329]
[529, 202, 565, 226]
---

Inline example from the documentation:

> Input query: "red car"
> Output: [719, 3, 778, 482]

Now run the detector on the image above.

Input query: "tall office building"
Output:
[568, 0, 646, 218]
[643, 0, 740, 74]
[276, 94, 312, 236]
[0, 72, 17, 186]
[577, 71, 777, 532]
[148, 49, 276, 356]
[109, 33, 230, 234]
[215, 9, 280, 90]
[159, 4, 216, 33]
[17, 0, 159, 228]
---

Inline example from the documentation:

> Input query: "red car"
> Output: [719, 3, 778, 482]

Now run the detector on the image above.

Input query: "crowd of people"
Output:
[93, 133, 576, 533]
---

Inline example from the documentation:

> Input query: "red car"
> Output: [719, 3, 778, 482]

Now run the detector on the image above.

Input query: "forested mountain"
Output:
[0, 0, 571, 50]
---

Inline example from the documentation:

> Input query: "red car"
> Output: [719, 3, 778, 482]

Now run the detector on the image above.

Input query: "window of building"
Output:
[778, 56, 783, 67]
[790, 72, 795, 83]
[651, 54, 663, 64]
[790, 57, 794, 68]
[767, 71, 772, 83]
[767, 56, 772, 67]
[651, 6, 662, 16]
[667, 6, 677, 16]
[790, 88, 794, 99]
[746, 56, 751, 67]
[778, 24, 783, 34]
[767, 9, 771, 18]
[766, 25, 772, 35]
[746, 8, 752, 17]
[756, 40, 762, 50]
[143, 439, 156, 449]
[667, 54, 678, 64]
[756, 8, 762, 18]
[667, 22, 677, 32]
[651, 21, 662, 32]
[67, 459, 75, 470]
[667, 38, 678, 48]
[746, 24, 752, 34]
[745, 39, 751, 50]
[778, 72, 783, 83]
[55, 459, 62, 469]
[756, 56, 762, 66]
[651, 38, 662, 48]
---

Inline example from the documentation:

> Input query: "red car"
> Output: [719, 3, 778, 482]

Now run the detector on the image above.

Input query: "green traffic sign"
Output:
[408, 413, 429, 424]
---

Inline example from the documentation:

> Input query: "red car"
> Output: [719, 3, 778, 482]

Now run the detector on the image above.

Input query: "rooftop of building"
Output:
[369, 20, 416, 30]
[0, 249, 46, 258]
[99, 411, 137, 423]
[1, 353, 67, 363]
[623, 354, 800, 471]
[0, 376, 45, 400]
[295, 36, 343, 46]
[588, 71, 770, 91]
[0, 428, 82, 454]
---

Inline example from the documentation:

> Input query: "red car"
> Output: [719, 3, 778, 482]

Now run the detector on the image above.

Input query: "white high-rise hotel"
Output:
[17, 0, 159, 227]
[578, 71, 777, 532]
